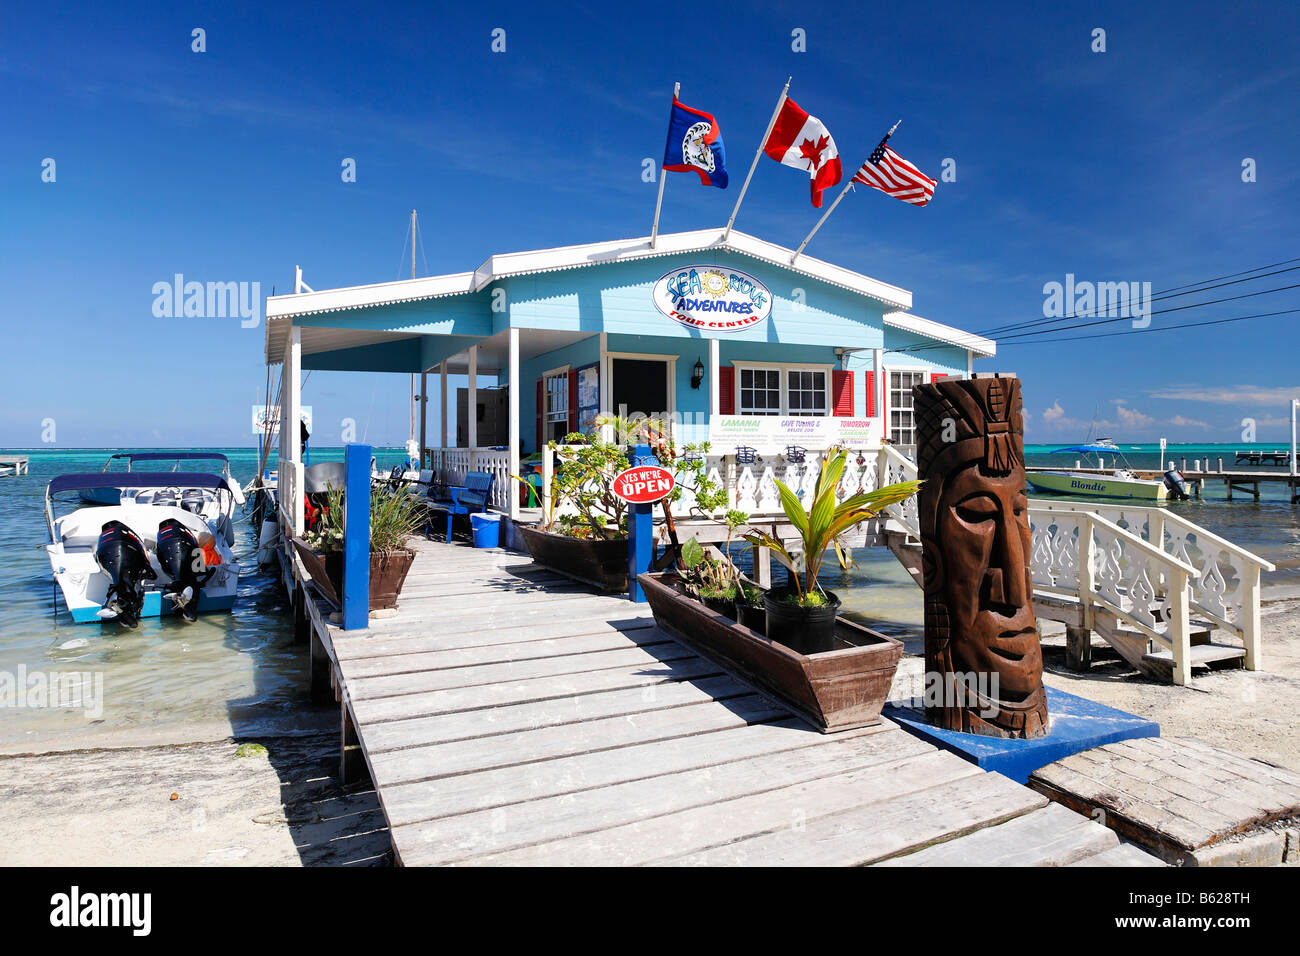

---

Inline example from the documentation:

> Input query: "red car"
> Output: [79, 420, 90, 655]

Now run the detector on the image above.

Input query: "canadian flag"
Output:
[763, 97, 842, 207]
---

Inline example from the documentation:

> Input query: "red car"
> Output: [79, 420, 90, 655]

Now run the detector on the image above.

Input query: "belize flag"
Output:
[662, 98, 728, 189]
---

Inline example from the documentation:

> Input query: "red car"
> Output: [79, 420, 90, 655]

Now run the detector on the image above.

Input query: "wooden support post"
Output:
[752, 541, 772, 589]
[342, 443, 371, 631]
[627, 443, 655, 603]
[292, 585, 309, 645]
[1065, 625, 1092, 672]
[1242, 565, 1262, 670]
[309, 624, 333, 705]
[1169, 569, 1192, 686]
[340, 700, 369, 785]
[508, 327, 521, 521]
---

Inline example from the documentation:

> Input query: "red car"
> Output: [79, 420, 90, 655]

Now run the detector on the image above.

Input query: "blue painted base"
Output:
[883, 686, 1159, 784]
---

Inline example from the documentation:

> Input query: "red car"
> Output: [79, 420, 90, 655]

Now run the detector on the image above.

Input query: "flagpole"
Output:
[790, 178, 856, 263]
[722, 76, 791, 242]
[649, 81, 680, 250]
[789, 120, 902, 263]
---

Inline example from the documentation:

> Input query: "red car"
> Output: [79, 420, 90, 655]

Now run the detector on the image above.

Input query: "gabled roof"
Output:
[265, 228, 994, 361]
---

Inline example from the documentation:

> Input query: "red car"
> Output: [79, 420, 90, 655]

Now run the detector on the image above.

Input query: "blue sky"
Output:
[2, 0, 1298, 447]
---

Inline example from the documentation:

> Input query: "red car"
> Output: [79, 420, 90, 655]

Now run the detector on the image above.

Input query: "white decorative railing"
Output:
[1031, 500, 1273, 670]
[427, 447, 513, 513]
[277, 458, 303, 537]
[540, 443, 916, 526]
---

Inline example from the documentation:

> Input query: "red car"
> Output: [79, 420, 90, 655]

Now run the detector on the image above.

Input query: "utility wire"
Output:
[889, 279, 1300, 354]
[996, 307, 1300, 346]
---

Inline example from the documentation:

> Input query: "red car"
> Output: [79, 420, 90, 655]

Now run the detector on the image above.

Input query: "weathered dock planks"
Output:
[297, 535, 1139, 866]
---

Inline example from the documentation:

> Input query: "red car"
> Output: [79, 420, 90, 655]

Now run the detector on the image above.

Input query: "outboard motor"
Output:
[1164, 464, 1190, 501]
[95, 520, 157, 628]
[156, 518, 215, 622]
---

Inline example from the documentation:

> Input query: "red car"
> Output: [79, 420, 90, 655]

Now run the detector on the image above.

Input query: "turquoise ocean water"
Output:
[0, 446, 411, 747]
[1, 442, 1297, 742]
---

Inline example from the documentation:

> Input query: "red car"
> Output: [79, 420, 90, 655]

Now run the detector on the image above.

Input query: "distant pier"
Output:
[0, 455, 28, 477]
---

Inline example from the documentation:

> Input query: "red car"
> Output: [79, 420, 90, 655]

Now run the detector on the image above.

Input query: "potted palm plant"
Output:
[636, 449, 920, 732]
[745, 450, 919, 654]
[304, 483, 421, 609]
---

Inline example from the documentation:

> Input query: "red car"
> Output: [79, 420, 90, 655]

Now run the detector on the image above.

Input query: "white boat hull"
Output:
[47, 503, 240, 624]
[1027, 470, 1168, 501]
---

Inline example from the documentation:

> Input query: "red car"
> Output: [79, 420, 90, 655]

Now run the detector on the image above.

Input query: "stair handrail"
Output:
[875, 444, 921, 536]
[1031, 498, 1275, 573]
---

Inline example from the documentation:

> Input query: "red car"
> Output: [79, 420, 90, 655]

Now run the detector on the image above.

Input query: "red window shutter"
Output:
[832, 370, 854, 416]
[535, 379, 543, 450]
[718, 366, 735, 415]
[568, 369, 579, 432]
[864, 371, 875, 417]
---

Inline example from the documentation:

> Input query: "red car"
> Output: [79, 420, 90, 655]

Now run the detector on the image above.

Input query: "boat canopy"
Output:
[47, 472, 234, 495]
[107, 452, 231, 465]
[1050, 443, 1123, 455]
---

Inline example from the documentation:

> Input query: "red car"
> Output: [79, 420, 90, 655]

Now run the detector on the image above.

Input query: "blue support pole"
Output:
[627, 443, 656, 603]
[342, 443, 371, 630]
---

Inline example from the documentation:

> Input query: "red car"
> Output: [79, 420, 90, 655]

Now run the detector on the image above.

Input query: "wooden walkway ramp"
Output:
[304, 537, 1141, 867]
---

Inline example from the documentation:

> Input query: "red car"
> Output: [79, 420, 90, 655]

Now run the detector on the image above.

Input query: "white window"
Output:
[736, 364, 830, 417]
[739, 367, 782, 416]
[787, 369, 828, 417]
[544, 368, 569, 443]
[889, 370, 927, 445]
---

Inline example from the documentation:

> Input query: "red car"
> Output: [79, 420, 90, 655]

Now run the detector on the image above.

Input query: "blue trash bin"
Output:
[470, 513, 502, 549]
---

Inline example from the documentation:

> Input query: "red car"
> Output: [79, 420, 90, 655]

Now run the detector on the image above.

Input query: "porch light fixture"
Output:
[691, 358, 705, 390]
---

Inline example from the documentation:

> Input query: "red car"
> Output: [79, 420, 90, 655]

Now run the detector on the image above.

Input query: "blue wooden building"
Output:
[264, 228, 995, 529]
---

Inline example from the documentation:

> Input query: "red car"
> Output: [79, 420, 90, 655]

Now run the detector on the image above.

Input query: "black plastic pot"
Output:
[763, 589, 842, 655]
[701, 593, 738, 620]
[735, 601, 767, 635]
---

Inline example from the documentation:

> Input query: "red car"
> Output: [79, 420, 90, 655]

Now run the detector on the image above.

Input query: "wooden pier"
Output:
[283, 534, 1150, 866]
[0, 455, 28, 477]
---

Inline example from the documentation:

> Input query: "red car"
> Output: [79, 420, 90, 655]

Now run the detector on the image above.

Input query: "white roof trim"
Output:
[884, 311, 996, 358]
[265, 228, 913, 323]
[263, 229, 996, 363]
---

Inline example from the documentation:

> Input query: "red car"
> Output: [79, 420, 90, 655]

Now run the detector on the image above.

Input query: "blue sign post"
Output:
[342, 443, 371, 631]
[626, 443, 656, 603]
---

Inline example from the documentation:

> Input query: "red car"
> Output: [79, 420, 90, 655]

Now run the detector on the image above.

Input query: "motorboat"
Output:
[1026, 439, 1170, 501]
[45, 472, 241, 626]
[80, 452, 245, 544]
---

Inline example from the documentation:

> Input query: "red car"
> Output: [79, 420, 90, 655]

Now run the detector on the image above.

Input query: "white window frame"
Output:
[887, 367, 929, 446]
[542, 364, 570, 443]
[732, 362, 833, 418]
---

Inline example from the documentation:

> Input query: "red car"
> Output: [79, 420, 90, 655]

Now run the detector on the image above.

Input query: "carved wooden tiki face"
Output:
[914, 376, 1049, 738]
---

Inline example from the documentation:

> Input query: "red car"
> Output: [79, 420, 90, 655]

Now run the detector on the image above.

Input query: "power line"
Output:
[973, 263, 1300, 340]
[996, 307, 1300, 346]
[889, 279, 1300, 354]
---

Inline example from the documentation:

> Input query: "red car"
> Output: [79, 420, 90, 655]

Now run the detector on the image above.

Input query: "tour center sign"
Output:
[612, 465, 676, 504]
[652, 265, 772, 332]
[708, 415, 881, 449]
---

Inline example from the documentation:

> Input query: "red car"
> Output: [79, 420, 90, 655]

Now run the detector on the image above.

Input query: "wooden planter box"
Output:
[323, 547, 416, 610]
[518, 525, 628, 592]
[638, 571, 903, 733]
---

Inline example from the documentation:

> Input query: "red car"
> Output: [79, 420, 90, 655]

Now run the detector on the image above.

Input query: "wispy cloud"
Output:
[1147, 384, 1300, 405]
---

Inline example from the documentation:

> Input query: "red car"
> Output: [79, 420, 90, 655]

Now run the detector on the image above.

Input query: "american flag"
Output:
[852, 133, 936, 206]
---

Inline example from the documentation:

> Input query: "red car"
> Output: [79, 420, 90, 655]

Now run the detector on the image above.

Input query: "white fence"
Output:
[540, 443, 918, 526]
[426, 447, 514, 514]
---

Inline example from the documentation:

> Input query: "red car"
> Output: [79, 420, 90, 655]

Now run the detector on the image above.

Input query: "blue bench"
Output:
[425, 471, 495, 542]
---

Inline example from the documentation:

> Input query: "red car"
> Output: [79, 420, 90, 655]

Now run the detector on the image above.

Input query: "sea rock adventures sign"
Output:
[652, 265, 771, 332]
[612, 465, 675, 504]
